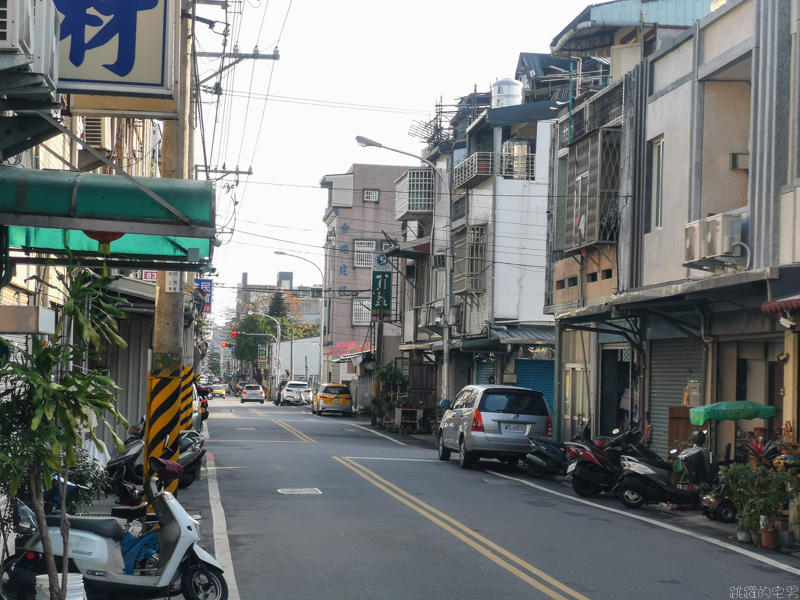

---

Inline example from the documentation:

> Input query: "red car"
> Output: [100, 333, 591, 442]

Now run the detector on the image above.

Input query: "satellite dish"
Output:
[710, 0, 727, 11]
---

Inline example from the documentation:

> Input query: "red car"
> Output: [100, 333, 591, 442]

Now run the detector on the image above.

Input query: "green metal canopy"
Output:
[0, 167, 216, 269]
[690, 401, 778, 426]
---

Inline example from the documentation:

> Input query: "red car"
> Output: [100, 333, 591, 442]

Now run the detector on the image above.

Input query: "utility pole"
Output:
[290, 329, 294, 380]
[146, 0, 192, 491]
[376, 274, 386, 364]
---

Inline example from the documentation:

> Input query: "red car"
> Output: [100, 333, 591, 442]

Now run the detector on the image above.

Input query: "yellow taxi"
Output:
[312, 383, 353, 417]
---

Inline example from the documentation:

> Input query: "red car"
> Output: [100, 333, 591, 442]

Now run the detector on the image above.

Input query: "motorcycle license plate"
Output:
[567, 462, 576, 474]
[503, 424, 525, 433]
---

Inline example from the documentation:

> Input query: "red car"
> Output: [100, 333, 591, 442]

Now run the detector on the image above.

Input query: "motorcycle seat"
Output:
[110, 504, 148, 522]
[45, 515, 125, 542]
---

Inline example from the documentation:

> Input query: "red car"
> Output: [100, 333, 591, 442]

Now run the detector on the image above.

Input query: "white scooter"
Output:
[3, 456, 227, 600]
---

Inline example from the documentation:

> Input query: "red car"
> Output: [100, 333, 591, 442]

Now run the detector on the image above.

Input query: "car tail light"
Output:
[543, 415, 552, 437]
[471, 410, 485, 432]
[260, 391, 264, 395]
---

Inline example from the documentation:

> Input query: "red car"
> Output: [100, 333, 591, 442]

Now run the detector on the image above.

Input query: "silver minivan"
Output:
[437, 385, 551, 468]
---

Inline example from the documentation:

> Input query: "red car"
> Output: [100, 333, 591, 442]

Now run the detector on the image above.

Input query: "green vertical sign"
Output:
[372, 253, 392, 323]
[258, 345, 267, 368]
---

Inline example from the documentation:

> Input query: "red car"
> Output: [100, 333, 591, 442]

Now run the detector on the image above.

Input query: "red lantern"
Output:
[84, 231, 124, 255]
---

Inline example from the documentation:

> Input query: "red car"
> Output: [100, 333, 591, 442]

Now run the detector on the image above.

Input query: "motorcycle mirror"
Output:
[440, 400, 451, 409]
[669, 449, 678, 455]
[612, 428, 620, 435]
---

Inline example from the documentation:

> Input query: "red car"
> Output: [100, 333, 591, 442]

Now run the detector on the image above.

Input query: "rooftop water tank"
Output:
[492, 79, 524, 108]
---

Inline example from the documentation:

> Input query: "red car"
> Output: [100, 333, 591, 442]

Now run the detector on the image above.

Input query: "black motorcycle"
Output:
[525, 434, 570, 478]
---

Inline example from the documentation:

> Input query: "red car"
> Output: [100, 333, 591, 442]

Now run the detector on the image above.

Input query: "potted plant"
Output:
[751, 467, 800, 549]
[720, 464, 755, 542]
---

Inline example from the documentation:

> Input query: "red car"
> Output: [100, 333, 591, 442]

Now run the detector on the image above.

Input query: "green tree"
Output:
[268, 289, 288, 319]
[0, 257, 128, 600]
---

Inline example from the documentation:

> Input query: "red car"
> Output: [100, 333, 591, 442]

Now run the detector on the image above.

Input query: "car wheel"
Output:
[437, 433, 451, 461]
[618, 481, 646, 508]
[458, 438, 474, 469]
[240, 398, 244, 404]
[571, 475, 598, 497]
[716, 502, 737, 524]
[260, 400, 264, 404]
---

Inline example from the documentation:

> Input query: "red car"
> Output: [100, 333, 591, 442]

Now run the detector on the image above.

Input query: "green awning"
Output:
[690, 401, 778, 426]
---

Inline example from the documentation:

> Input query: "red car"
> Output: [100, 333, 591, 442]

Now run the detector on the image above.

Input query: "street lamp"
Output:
[274, 250, 325, 389]
[248, 311, 281, 401]
[355, 135, 452, 406]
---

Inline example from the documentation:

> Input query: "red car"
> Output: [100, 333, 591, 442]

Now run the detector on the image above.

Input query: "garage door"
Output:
[649, 339, 704, 459]
[477, 361, 494, 384]
[515, 359, 555, 415]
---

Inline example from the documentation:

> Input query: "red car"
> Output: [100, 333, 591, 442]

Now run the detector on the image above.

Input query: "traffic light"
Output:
[221, 342, 228, 348]
[231, 332, 238, 338]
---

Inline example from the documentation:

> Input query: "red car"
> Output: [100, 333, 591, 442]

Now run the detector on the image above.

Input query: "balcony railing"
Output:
[559, 78, 624, 147]
[395, 168, 435, 221]
[453, 152, 536, 190]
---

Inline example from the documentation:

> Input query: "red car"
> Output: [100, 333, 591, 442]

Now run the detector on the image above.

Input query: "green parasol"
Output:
[690, 400, 778, 426]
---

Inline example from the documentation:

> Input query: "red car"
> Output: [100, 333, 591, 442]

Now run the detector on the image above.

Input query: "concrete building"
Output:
[319, 164, 410, 391]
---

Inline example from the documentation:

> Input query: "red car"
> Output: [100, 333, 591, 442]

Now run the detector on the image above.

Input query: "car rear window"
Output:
[322, 386, 349, 395]
[479, 391, 549, 416]
[245, 385, 261, 391]
[287, 383, 307, 389]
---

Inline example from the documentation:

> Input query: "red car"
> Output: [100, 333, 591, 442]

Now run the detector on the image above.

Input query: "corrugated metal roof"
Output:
[552, 0, 712, 53]
[489, 326, 556, 342]
[589, 0, 711, 23]
[517, 53, 572, 78]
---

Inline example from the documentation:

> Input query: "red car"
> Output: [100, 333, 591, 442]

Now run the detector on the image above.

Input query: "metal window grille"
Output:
[353, 240, 375, 268]
[363, 189, 379, 202]
[352, 298, 371, 326]
[453, 226, 487, 293]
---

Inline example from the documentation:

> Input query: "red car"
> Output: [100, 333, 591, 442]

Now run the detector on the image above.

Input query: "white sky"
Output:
[195, 0, 595, 322]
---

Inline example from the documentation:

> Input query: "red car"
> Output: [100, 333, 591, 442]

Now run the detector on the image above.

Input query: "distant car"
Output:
[280, 381, 311, 406]
[212, 384, 226, 398]
[274, 380, 288, 405]
[312, 383, 353, 417]
[437, 385, 552, 468]
[241, 384, 265, 404]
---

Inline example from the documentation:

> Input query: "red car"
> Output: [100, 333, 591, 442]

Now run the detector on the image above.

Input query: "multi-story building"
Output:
[237, 271, 322, 327]
[319, 164, 410, 391]
[543, 0, 800, 468]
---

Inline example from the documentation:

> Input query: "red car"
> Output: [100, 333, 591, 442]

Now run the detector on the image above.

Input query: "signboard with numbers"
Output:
[194, 278, 213, 313]
[258, 345, 267, 369]
[55, 0, 179, 98]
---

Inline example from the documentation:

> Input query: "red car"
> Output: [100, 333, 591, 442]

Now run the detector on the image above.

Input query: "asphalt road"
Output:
[203, 396, 800, 600]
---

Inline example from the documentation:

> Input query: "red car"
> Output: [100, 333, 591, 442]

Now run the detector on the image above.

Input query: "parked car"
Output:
[211, 384, 226, 398]
[274, 380, 289, 405]
[241, 384, 265, 404]
[312, 383, 353, 416]
[280, 381, 311, 405]
[436, 385, 552, 469]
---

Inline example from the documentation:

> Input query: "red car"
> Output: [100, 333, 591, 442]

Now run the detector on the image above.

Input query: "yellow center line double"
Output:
[274, 420, 317, 443]
[249, 409, 270, 418]
[334, 456, 590, 600]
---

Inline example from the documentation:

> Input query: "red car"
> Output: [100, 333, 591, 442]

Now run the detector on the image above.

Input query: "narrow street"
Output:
[203, 397, 800, 600]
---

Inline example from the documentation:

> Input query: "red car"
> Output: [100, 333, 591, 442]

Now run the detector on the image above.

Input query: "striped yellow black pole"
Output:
[145, 369, 182, 494]
[179, 366, 194, 431]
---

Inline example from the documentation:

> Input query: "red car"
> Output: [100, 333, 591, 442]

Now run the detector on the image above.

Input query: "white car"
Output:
[280, 381, 311, 406]
[241, 384, 265, 404]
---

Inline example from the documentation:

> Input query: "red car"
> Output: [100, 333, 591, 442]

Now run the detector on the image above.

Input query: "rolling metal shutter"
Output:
[477, 361, 494, 384]
[649, 339, 704, 459]
[515, 360, 556, 415]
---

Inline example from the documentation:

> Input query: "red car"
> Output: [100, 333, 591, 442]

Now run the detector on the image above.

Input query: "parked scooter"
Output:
[616, 454, 696, 509]
[3, 456, 228, 600]
[525, 427, 570, 478]
[682, 431, 738, 523]
[565, 424, 671, 497]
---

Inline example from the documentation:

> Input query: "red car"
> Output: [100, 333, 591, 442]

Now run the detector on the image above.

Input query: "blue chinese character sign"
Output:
[55, 0, 178, 98]
[194, 278, 213, 314]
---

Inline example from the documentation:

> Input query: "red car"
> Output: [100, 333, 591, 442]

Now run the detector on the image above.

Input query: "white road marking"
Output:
[209, 440, 308, 443]
[349, 423, 408, 446]
[343, 457, 443, 462]
[485, 469, 800, 577]
[203, 420, 210, 441]
[277, 488, 322, 495]
[205, 452, 241, 599]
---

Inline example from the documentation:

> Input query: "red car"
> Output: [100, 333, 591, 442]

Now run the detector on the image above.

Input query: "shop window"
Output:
[586, 272, 598, 283]
[556, 279, 566, 290]
[567, 277, 578, 288]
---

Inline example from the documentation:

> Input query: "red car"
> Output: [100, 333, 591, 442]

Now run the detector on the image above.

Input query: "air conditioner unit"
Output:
[83, 117, 113, 151]
[704, 213, 742, 259]
[684, 220, 705, 263]
[0, 0, 33, 55]
[426, 305, 443, 327]
[31, 0, 58, 89]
